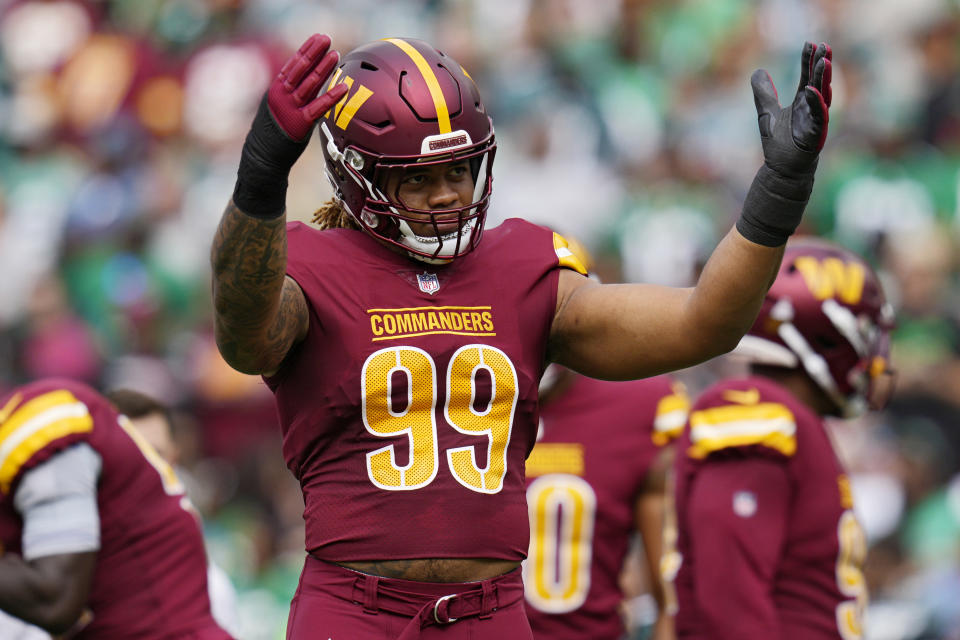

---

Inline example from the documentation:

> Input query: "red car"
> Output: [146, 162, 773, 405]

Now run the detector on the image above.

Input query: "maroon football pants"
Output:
[286, 555, 533, 639]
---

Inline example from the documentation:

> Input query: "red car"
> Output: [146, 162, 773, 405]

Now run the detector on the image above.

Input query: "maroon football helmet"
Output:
[735, 238, 896, 417]
[317, 38, 496, 262]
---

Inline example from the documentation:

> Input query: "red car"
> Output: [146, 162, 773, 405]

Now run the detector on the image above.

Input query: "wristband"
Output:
[232, 96, 310, 220]
[736, 163, 816, 247]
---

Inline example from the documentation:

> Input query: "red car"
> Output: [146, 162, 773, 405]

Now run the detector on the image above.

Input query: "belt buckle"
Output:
[433, 594, 459, 624]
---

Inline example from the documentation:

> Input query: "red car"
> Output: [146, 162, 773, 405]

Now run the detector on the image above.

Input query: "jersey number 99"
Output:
[361, 344, 518, 494]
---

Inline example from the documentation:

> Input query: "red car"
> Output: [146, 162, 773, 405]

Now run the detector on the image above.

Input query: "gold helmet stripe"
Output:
[383, 38, 452, 134]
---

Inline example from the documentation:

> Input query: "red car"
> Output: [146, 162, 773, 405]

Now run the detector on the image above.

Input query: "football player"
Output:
[0, 379, 232, 639]
[667, 238, 895, 639]
[525, 363, 688, 639]
[210, 33, 831, 638]
[105, 388, 242, 638]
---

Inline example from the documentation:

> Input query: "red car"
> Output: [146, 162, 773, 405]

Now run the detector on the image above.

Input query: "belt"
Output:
[346, 567, 524, 640]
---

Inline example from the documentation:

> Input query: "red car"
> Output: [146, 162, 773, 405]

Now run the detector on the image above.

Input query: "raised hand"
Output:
[268, 33, 347, 142]
[751, 42, 833, 176]
[735, 41, 833, 248]
[233, 33, 348, 219]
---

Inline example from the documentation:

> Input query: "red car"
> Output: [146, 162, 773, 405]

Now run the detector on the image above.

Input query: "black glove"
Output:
[233, 34, 347, 219]
[737, 42, 832, 247]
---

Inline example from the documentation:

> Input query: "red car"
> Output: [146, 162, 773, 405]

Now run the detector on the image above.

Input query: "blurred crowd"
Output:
[1, 0, 959, 638]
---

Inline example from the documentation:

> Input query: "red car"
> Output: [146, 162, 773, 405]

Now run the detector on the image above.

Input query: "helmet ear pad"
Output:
[317, 38, 496, 262]
[735, 238, 895, 417]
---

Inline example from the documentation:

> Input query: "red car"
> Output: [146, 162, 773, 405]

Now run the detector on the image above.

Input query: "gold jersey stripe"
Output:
[722, 388, 760, 405]
[658, 392, 690, 416]
[652, 382, 690, 445]
[367, 305, 491, 313]
[652, 427, 684, 447]
[653, 409, 687, 433]
[552, 233, 588, 275]
[838, 474, 854, 509]
[383, 38, 451, 134]
[0, 392, 23, 424]
[688, 402, 797, 458]
[652, 393, 690, 445]
[118, 415, 183, 494]
[526, 443, 585, 477]
[655, 394, 690, 427]
[373, 330, 496, 342]
[0, 390, 78, 445]
[691, 402, 794, 426]
[0, 396, 93, 493]
[689, 431, 796, 459]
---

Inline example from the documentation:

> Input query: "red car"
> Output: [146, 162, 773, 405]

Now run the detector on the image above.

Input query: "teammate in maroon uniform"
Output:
[0, 378, 231, 639]
[106, 388, 242, 637]
[525, 365, 688, 640]
[210, 32, 832, 639]
[667, 239, 895, 639]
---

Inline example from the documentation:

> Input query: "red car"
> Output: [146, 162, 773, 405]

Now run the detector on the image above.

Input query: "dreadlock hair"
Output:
[312, 199, 359, 231]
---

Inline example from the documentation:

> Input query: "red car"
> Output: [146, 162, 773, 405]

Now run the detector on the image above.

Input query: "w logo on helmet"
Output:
[324, 69, 374, 130]
[794, 256, 865, 304]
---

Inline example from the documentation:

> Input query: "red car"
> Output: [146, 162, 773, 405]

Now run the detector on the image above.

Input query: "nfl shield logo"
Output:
[732, 490, 758, 518]
[417, 272, 440, 295]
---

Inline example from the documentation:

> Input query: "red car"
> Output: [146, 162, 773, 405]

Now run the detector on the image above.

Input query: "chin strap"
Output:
[770, 298, 851, 413]
[319, 121, 345, 164]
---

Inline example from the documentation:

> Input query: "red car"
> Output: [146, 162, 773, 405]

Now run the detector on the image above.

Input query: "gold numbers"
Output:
[362, 347, 439, 490]
[445, 345, 518, 493]
[524, 474, 597, 612]
[117, 415, 184, 496]
[361, 345, 519, 493]
[835, 510, 868, 639]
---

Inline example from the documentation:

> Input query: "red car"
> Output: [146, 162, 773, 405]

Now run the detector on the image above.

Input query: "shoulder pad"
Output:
[0, 389, 94, 494]
[687, 392, 796, 460]
[652, 381, 690, 446]
[552, 232, 588, 275]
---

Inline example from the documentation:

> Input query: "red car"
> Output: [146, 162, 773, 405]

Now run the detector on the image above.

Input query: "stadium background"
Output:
[1, 0, 959, 637]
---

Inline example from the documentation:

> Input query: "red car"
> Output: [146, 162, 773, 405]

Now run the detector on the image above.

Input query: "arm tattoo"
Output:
[210, 201, 307, 374]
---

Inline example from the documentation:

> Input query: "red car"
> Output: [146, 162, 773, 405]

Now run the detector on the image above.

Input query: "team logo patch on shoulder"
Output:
[417, 271, 440, 295]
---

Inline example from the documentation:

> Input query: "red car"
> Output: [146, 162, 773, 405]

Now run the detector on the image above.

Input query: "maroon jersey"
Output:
[523, 374, 687, 640]
[668, 376, 867, 640]
[267, 219, 586, 562]
[0, 379, 228, 639]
